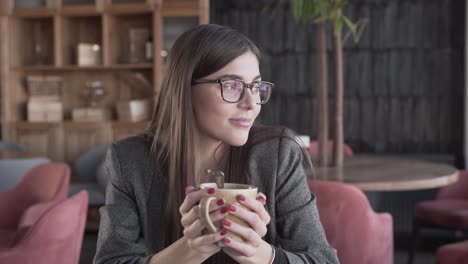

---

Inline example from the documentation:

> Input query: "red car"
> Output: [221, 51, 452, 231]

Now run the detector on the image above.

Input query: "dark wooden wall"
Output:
[210, 0, 465, 161]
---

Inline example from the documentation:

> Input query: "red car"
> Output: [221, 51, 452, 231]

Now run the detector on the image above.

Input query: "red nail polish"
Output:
[238, 194, 246, 201]
[223, 219, 231, 227]
[228, 205, 236, 212]
[221, 207, 228, 214]
[223, 237, 231, 244]
[207, 188, 216, 194]
[257, 196, 266, 203]
[220, 229, 228, 236]
[216, 199, 225, 206]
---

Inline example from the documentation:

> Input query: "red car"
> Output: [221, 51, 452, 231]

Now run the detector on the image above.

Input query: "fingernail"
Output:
[223, 237, 231, 244]
[216, 199, 225, 206]
[185, 186, 195, 195]
[237, 194, 246, 202]
[220, 229, 228, 236]
[207, 188, 216, 194]
[228, 205, 236, 212]
[220, 207, 228, 214]
[257, 196, 266, 204]
[223, 219, 231, 227]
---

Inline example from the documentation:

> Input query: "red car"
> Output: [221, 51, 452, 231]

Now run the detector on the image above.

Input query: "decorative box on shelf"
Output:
[77, 43, 101, 66]
[27, 100, 63, 122]
[27, 75, 62, 101]
[72, 107, 112, 122]
[116, 99, 152, 122]
[129, 27, 150, 63]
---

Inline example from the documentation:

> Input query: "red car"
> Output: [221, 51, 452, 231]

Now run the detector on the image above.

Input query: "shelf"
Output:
[107, 3, 152, 14]
[60, 5, 99, 16]
[106, 13, 153, 64]
[1, 0, 208, 162]
[162, 1, 200, 17]
[12, 64, 153, 72]
[61, 15, 102, 65]
[15, 17, 55, 66]
[12, 8, 55, 18]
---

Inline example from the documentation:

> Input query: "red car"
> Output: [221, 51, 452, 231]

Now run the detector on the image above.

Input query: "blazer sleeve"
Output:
[274, 137, 339, 264]
[94, 144, 151, 264]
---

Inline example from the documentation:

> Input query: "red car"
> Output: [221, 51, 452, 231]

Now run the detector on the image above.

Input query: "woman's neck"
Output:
[195, 139, 228, 183]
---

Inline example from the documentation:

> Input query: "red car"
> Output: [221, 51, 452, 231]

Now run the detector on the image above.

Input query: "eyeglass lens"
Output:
[221, 80, 271, 104]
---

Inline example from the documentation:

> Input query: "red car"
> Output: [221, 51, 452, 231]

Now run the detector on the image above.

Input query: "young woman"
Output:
[94, 24, 339, 264]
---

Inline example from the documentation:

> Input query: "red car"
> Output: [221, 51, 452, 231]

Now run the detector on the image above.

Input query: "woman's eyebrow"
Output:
[217, 74, 262, 81]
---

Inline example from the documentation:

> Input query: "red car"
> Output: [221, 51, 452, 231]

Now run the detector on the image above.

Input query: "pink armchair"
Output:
[0, 162, 70, 230]
[0, 191, 88, 264]
[436, 240, 468, 264]
[308, 180, 393, 264]
[409, 171, 468, 264]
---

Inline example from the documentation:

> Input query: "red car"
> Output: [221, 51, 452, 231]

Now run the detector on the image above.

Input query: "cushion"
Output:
[0, 227, 29, 249]
[415, 200, 468, 229]
[69, 183, 105, 206]
[436, 240, 468, 264]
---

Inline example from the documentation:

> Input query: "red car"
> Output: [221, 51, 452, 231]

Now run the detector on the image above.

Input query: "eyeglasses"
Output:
[191, 79, 274, 104]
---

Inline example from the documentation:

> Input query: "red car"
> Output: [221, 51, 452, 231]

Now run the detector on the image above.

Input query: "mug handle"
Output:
[198, 196, 219, 233]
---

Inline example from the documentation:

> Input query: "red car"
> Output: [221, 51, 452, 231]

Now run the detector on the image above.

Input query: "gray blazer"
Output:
[94, 129, 339, 264]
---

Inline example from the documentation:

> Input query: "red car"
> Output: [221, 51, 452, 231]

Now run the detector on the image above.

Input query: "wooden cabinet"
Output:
[0, 0, 209, 163]
[15, 122, 63, 161]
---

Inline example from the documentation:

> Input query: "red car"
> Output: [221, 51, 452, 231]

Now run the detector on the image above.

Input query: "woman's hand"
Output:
[221, 193, 274, 264]
[179, 186, 228, 260]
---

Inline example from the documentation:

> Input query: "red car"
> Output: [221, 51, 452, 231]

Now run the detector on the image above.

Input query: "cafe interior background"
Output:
[0, 0, 466, 263]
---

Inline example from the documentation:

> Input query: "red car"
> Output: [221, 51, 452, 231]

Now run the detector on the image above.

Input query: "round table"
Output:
[0, 151, 42, 160]
[313, 155, 459, 191]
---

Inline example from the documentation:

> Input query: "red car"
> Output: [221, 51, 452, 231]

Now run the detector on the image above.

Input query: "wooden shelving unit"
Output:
[0, 0, 209, 163]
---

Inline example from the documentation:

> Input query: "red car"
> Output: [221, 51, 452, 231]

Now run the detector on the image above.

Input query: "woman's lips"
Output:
[229, 118, 252, 128]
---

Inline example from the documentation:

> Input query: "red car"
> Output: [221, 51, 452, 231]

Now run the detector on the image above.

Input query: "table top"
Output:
[0, 151, 42, 160]
[313, 155, 459, 191]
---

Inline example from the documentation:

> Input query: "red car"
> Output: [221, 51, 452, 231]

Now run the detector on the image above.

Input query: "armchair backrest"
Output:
[0, 191, 88, 264]
[0, 141, 26, 152]
[308, 180, 393, 264]
[436, 170, 468, 200]
[0, 158, 50, 191]
[74, 144, 109, 182]
[0, 163, 70, 229]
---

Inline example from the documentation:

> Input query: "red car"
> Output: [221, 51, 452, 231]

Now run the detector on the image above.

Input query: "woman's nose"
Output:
[238, 88, 257, 109]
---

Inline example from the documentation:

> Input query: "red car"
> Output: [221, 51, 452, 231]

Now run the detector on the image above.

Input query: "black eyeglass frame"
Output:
[191, 79, 274, 104]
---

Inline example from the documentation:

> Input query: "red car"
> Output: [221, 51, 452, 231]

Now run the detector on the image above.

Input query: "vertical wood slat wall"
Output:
[211, 0, 464, 160]
[0, 0, 209, 164]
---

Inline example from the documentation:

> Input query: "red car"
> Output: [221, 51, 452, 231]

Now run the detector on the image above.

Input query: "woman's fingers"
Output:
[179, 187, 217, 215]
[221, 236, 256, 258]
[183, 208, 229, 238]
[181, 197, 226, 228]
[221, 218, 263, 247]
[236, 193, 271, 225]
[227, 204, 268, 237]
[188, 229, 227, 253]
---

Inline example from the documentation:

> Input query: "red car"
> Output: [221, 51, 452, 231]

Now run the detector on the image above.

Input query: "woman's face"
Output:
[192, 51, 262, 147]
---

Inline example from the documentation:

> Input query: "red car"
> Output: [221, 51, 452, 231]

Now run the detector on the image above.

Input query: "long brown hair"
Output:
[146, 24, 262, 248]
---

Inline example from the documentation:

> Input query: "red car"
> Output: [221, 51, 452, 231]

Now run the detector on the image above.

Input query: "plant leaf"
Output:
[334, 17, 343, 33]
[291, 0, 304, 21]
[303, 0, 316, 20]
[342, 16, 356, 36]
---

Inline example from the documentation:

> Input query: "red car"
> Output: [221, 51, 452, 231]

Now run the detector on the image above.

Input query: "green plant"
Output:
[268, 0, 367, 167]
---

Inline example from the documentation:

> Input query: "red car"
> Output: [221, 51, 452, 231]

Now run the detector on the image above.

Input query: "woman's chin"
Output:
[225, 135, 249, 147]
